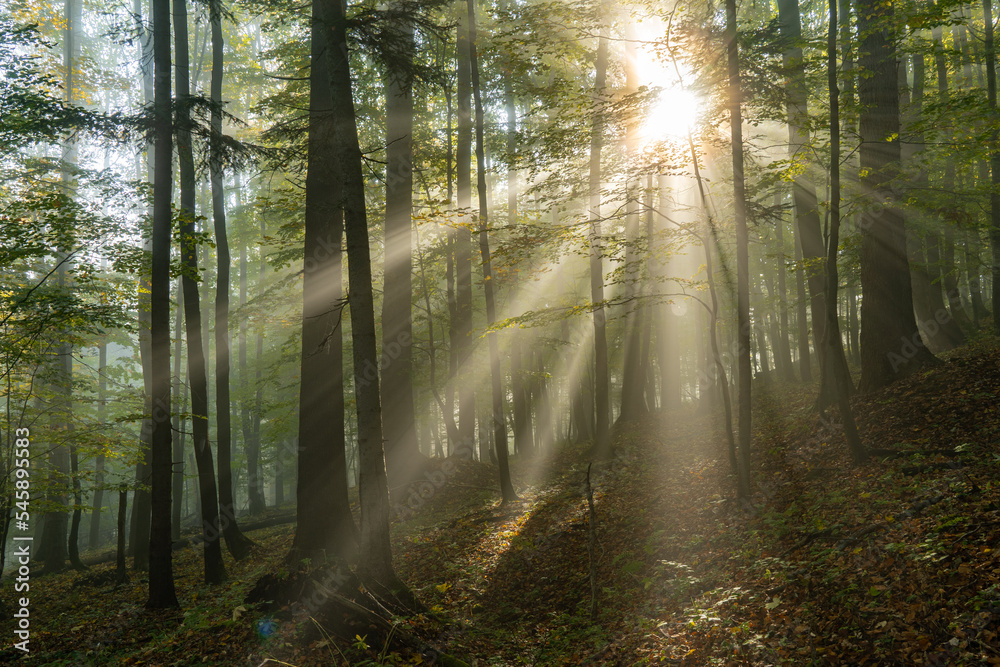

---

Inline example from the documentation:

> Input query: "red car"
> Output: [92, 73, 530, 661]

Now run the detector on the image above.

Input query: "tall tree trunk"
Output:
[793, 220, 812, 382]
[777, 0, 827, 371]
[239, 204, 265, 515]
[773, 210, 796, 381]
[657, 176, 682, 409]
[907, 47, 965, 350]
[171, 282, 184, 541]
[506, 81, 533, 456]
[455, 4, 475, 452]
[326, 0, 414, 604]
[984, 0, 1000, 331]
[826, 0, 866, 463]
[62, 0, 84, 562]
[727, 0, 752, 500]
[210, 0, 253, 561]
[468, 0, 517, 503]
[174, 0, 227, 585]
[856, 0, 937, 391]
[89, 339, 107, 549]
[292, 0, 357, 563]
[618, 27, 647, 424]
[253, 218, 266, 504]
[129, 0, 154, 572]
[687, 133, 737, 473]
[147, 0, 179, 609]
[382, 5, 420, 487]
[589, 17, 611, 455]
[965, 226, 989, 323]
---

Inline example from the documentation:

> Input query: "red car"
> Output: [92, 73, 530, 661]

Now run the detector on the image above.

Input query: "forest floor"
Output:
[3, 339, 1000, 665]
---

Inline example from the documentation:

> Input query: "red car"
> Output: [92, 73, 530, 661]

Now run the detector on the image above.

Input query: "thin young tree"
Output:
[726, 0, 752, 500]
[468, 0, 516, 502]
[588, 12, 611, 457]
[455, 4, 475, 450]
[826, 0, 866, 464]
[174, 0, 227, 584]
[209, 0, 253, 561]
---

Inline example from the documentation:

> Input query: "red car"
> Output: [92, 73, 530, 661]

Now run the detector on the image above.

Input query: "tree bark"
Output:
[983, 0, 1000, 332]
[239, 198, 265, 515]
[210, 0, 253, 561]
[455, 7, 475, 452]
[618, 27, 647, 425]
[174, 0, 227, 585]
[89, 340, 107, 549]
[588, 17, 611, 455]
[382, 4, 420, 487]
[468, 0, 517, 503]
[856, 0, 937, 391]
[292, 0, 357, 563]
[727, 0, 752, 500]
[826, 0, 866, 463]
[777, 0, 827, 370]
[171, 280, 184, 541]
[146, 0, 178, 608]
[326, 0, 414, 604]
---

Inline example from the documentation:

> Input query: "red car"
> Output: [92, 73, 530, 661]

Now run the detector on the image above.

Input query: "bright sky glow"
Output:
[646, 88, 700, 139]
[632, 19, 702, 142]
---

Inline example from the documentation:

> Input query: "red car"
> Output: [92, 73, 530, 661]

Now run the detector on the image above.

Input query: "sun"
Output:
[645, 87, 700, 140]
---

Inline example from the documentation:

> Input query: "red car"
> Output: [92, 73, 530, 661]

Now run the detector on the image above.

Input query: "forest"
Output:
[2, 0, 1000, 662]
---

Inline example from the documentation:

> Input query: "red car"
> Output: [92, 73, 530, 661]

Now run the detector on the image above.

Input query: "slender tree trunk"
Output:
[147, 0, 178, 609]
[209, 0, 253, 561]
[174, 0, 227, 584]
[966, 226, 989, 323]
[129, 0, 155, 571]
[253, 218, 266, 503]
[455, 5, 475, 452]
[777, 0, 827, 370]
[727, 0, 752, 500]
[618, 27, 647, 424]
[826, 0, 866, 463]
[239, 205, 265, 515]
[171, 281, 184, 540]
[793, 221, 812, 382]
[116, 486, 129, 585]
[89, 340, 107, 549]
[773, 211, 796, 381]
[589, 18, 611, 455]
[984, 0, 1000, 331]
[468, 0, 516, 502]
[657, 176, 682, 409]
[382, 5, 420, 486]
[687, 134, 737, 473]
[506, 82, 533, 456]
[292, 0, 357, 563]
